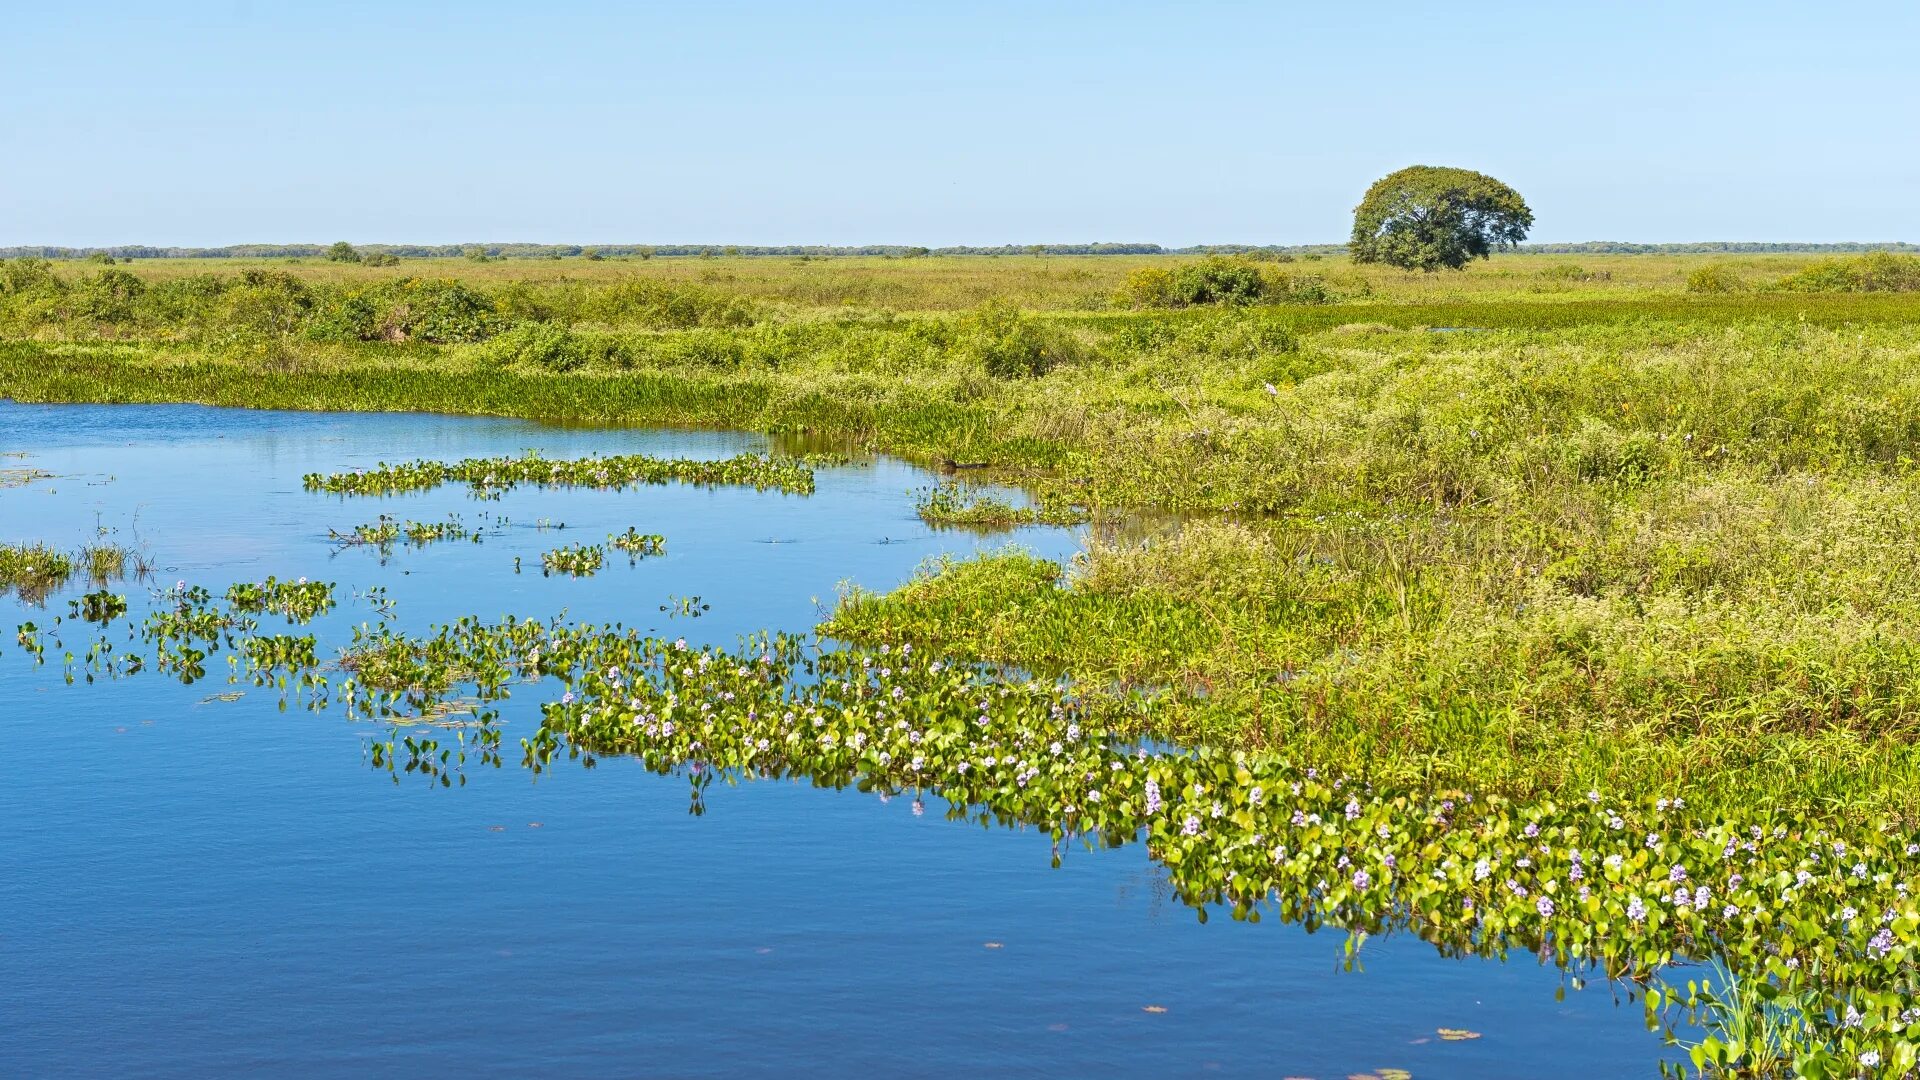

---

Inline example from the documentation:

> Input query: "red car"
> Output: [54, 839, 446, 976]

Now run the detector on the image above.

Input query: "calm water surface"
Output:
[0, 403, 1667, 1078]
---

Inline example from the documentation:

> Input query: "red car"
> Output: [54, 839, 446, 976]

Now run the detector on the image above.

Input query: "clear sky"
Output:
[5, 1, 1916, 247]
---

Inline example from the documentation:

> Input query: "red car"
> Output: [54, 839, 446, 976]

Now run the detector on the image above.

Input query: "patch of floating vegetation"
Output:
[70, 589, 126, 623]
[224, 576, 335, 622]
[11, 582, 1920, 1071]
[540, 543, 604, 577]
[303, 451, 820, 498]
[0, 466, 54, 490]
[609, 528, 665, 558]
[330, 514, 475, 551]
[0, 539, 149, 604]
[0, 542, 76, 603]
[914, 484, 1091, 529]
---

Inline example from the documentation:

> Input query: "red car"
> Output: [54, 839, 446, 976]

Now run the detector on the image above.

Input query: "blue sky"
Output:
[5, 1, 1916, 246]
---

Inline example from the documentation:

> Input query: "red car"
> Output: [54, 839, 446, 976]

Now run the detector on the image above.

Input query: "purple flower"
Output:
[1352, 869, 1371, 889]
[1536, 896, 1555, 918]
[1626, 896, 1647, 922]
[1180, 815, 1201, 837]
[1144, 780, 1162, 815]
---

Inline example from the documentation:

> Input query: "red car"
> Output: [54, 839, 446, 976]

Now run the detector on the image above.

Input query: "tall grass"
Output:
[9, 256, 1920, 814]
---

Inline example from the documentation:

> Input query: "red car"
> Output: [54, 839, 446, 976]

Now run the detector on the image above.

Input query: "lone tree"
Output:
[325, 241, 361, 263]
[1349, 166, 1533, 272]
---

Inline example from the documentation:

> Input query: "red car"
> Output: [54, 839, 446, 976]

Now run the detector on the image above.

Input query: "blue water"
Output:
[0, 402, 1665, 1078]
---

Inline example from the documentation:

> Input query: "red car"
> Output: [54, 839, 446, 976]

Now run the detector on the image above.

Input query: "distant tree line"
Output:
[2, 240, 1913, 261]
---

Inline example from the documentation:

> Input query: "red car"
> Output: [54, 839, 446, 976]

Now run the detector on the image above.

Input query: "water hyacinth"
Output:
[303, 451, 818, 498]
[13, 594, 1920, 1073]
[609, 528, 666, 558]
[539, 544, 605, 577]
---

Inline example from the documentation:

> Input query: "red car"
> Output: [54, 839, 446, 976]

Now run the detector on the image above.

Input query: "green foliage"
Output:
[1350, 165, 1534, 272]
[304, 451, 817, 497]
[914, 484, 1089, 527]
[326, 241, 361, 264]
[1776, 253, 1920, 293]
[953, 300, 1070, 377]
[74, 268, 147, 322]
[472, 321, 593, 372]
[1686, 263, 1744, 293]
[0, 257, 58, 296]
[540, 542, 605, 576]
[609, 528, 665, 557]
[0, 542, 74, 601]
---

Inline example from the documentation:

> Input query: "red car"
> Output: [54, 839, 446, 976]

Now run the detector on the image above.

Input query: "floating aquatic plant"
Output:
[70, 590, 127, 623]
[224, 576, 335, 622]
[540, 543, 604, 577]
[609, 528, 665, 558]
[13, 581, 1920, 1072]
[303, 451, 818, 498]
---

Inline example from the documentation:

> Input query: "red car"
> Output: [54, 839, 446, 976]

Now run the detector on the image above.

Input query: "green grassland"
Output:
[8, 250, 1920, 816]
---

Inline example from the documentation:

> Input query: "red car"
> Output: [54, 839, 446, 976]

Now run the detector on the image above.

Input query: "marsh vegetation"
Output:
[7, 249, 1920, 1073]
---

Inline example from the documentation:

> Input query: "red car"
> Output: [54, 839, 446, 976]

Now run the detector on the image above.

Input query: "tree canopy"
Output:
[1350, 166, 1533, 272]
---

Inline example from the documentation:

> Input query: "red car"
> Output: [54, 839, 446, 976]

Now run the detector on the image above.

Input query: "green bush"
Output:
[584, 280, 757, 329]
[1775, 253, 1920, 293]
[73, 268, 146, 323]
[0, 258, 59, 297]
[953, 300, 1069, 378]
[472, 322, 589, 371]
[1685, 264, 1743, 293]
[1121, 258, 1274, 308]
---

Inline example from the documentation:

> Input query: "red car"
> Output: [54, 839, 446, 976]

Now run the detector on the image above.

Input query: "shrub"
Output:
[361, 252, 400, 267]
[1122, 258, 1269, 308]
[1170, 258, 1267, 306]
[393, 279, 501, 343]
[1775, 253, 1920, 293]
[472, 322, 589, 371]
[1119, 266, 1179, 308]
[0, 258, 59, 296]
[584, 280, 757, 329]
[326, 241, 361, 264]
[1685, 264, 1743, 294]
[954, 300, 1068, 378]
[73, 268, 147, 323]
[220, 272, 314, 337]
